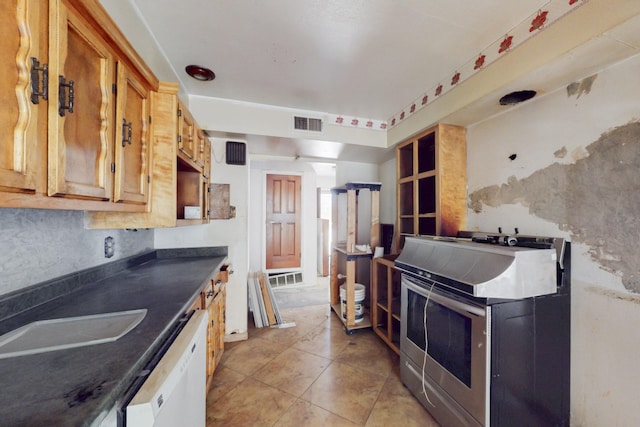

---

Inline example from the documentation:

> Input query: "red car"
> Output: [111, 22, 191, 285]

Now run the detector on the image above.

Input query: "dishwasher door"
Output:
[125, 309, 208, 427]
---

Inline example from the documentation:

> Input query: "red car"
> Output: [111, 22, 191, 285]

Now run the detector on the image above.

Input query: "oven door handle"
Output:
[404, 278, 486, 318]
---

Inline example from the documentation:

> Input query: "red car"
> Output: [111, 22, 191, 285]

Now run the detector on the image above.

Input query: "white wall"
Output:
[466, 54, 640, 425]
[378, 157, 397, 223]
[248, 159, 317, 285]
[154, 138, 250, 338]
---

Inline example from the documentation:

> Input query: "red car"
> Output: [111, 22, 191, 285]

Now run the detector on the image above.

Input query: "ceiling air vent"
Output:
[293, 116, 322, 132]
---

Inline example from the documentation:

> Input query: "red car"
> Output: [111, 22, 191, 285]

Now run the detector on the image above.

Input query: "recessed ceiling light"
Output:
[499, 90, 536, 105]
[185, 65, 215, 81]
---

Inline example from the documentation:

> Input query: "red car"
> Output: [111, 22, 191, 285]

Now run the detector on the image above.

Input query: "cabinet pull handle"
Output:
[58, 75, 74, 116]
[122, 118, 133, 146]
[30, 57, 48, 104]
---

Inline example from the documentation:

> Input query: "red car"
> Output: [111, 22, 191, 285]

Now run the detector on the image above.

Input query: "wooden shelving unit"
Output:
[396, 123, 467, 249]
[329, 182, 381, 332]
[371, 254, 401, 354]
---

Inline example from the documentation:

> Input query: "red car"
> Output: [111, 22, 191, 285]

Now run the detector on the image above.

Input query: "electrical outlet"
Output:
[104, 236, 115, 258]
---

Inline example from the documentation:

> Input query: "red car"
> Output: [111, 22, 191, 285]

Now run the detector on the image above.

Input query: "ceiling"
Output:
[128, 0, 640, 164]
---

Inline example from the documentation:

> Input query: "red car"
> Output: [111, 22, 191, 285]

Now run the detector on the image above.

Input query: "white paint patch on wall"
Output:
[378, 157, 397, 225]
[571, 281, 640, 427]
[466, 53, 640, 424]
[154, 138, 250, 338]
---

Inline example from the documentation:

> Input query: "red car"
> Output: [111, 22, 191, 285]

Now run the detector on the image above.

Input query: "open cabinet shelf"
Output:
[329, 182, 381, 333]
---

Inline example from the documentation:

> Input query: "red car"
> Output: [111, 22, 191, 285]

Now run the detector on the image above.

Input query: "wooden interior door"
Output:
[266, 174, 301, 269]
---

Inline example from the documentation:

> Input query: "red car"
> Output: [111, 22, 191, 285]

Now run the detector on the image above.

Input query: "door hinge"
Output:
[112, 84, 117, 95]
[149, 115, 152, 124]
[147, 175, 151, 183]
[111, 163, 115, 173]
[177, 135, 182, 143]
[177, 108, 182, 117]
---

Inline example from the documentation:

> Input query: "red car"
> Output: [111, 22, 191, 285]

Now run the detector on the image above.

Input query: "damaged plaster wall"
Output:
[469, 121, 640, 292]
[465, 53, 640, 426]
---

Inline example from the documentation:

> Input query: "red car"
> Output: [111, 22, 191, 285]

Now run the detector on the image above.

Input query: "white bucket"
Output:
[340, 283, 366, 323]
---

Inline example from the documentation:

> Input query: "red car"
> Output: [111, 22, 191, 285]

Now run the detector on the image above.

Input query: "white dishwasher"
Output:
[124, 309, 208, 427]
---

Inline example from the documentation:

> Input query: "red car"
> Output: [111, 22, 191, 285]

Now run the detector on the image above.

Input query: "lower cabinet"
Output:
[371, 255, 401, 354]
[195, 265, 229, 391]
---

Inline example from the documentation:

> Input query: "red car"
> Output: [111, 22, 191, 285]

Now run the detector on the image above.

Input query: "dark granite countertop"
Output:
[0, 247, 227, 427]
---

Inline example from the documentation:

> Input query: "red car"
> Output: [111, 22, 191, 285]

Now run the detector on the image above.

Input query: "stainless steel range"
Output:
[395, 233, 570, 427]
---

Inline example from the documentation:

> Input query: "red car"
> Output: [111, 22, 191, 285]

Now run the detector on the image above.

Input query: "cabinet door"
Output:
[203, 138, 211, 179]
[178, 103, 196, 160]
[0, 0, 47, 193]
[194, 129, 205, 168]
[113, 62, 149, 205]
[48, 0, 114, 200]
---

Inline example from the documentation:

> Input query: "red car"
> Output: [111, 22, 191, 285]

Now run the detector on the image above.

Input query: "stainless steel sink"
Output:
[0, 309, 147, 359]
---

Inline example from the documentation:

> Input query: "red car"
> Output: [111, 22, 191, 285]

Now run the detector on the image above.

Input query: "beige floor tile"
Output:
[211, 298, 440, 426]
[274, 399, 361, 427]
[206, 377, 295, 426]
[206, 364, 246, 404]
[301, 361, 387, 424]
[365, 373, 439, 427]
[221, 336, 284, 376]
[333, 331, 398, 378]
[253, 347, 331, 396]
[293, 325, 353, 359]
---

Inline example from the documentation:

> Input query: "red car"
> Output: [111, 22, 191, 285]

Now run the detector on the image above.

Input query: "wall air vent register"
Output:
[293, 116, 322, 132]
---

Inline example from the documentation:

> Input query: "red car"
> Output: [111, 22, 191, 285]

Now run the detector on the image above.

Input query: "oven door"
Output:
[401, 274, 490, 425]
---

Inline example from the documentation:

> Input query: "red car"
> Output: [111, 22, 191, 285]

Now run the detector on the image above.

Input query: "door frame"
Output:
[261, 171, 305, 274]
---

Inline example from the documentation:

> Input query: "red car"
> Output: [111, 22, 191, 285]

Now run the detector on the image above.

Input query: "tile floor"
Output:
[206, 304, 439, 426]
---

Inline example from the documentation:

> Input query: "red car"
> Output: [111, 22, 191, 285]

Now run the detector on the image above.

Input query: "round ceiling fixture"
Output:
[499, 90, 536, 105]
[185, 65, 215, 81]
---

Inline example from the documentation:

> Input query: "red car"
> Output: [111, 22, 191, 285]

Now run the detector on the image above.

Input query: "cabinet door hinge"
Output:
[177, 135, 182, 143]
[147, 175, 151, 183]
[112, 84, 117, 95]
[148, 115, 152, 124]
[111, 163, 115, 173]
[177, 108, 182, 118]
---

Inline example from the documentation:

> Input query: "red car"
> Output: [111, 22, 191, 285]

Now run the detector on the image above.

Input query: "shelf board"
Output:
[333, 244, 373, 259]
[331, 303, 372, 331]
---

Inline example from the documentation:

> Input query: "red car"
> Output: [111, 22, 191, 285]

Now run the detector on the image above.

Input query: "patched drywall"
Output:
[469, 121, 640, 292]
[566, 74, 598, 98]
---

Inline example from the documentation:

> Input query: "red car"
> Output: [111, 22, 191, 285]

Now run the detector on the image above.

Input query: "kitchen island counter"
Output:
[0, 247, 227, 426]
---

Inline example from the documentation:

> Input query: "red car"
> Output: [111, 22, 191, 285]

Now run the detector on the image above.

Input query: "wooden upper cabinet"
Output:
[0, 0, 48, 194]
[203, 138, 211, 179]
[1, 0, 157, 211]
[395, 123, 467, 250]
[48, 0, 114, 200]
[113, 62, 150, 205]
[178, 103, 196, 161]
[194, 128, 206, 169]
